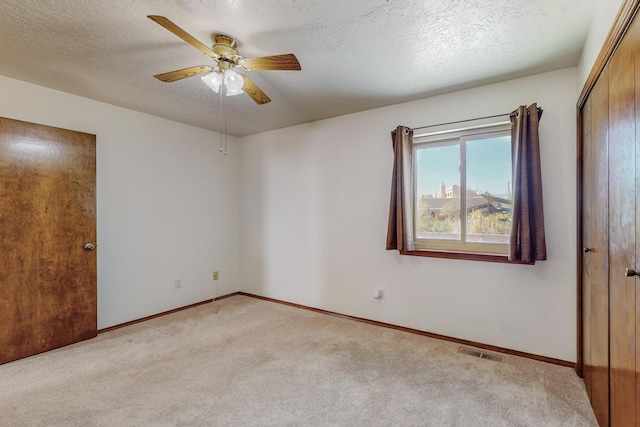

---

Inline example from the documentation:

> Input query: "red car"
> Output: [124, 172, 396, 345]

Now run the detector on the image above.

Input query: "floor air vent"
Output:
[457, 347, 504, 363]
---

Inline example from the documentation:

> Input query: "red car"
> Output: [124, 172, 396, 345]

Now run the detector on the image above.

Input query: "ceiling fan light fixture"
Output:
[223, 69, 244, 96]
[201, 69, 243, 96]
[201, 71, 223, 92]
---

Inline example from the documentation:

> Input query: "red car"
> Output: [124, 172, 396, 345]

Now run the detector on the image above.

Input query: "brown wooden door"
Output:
[0, 117, 97, 365]
[608, 15, 639, 426]
[627, 12, 640, 426]
[582, 66, 610, 427]
[581, 9, 640, 425]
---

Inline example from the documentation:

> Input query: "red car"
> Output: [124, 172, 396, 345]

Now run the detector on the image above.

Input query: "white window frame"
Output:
[412, 121, 512, 255]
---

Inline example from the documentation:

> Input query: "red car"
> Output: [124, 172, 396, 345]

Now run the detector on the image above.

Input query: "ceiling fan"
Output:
[147, 15, 301, 105]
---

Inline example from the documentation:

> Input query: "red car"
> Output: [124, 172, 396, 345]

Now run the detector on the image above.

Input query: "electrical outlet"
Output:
[213, 271, 219, 281]
[174, 279, 182, 289]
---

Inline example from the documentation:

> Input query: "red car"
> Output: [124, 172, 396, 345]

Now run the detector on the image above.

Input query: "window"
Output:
[387, 105, 545, 264]
[413, 122, 512, 255]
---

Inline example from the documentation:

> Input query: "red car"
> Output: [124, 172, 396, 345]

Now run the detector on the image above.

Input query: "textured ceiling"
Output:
[0, 0, 596, 137]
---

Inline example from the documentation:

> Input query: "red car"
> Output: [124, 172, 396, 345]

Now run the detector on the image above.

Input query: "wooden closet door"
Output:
[582, 67, 610, 427]
[634, 13, 640, 423]
[608, 17, 638, 425]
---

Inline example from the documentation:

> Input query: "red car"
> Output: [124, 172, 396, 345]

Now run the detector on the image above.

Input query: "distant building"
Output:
[420, 183, 511, 216]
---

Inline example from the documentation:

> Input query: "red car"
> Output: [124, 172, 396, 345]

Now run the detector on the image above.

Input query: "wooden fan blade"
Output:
[239, 74, 271, 105]
[154, 65, 214, 83]
[148, 15, 218, 61]
[240, 54, 301, 71]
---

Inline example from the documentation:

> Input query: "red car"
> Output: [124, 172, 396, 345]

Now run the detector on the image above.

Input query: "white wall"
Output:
[578, 0, 624, 89]
[0, 75, 241, 329]
[239, 67, 578, 362]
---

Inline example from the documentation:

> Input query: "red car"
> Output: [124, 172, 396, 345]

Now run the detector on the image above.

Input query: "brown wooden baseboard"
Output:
[213, 292, 241, 301]
[98, 298, 209, 333]
[98, 291, 574, 368]
[237, 292, 575, 368]
[98, 291, 248, 333]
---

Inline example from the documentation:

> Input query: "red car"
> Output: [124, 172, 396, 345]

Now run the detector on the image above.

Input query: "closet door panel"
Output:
[582, 89, 594, 399]
[608, 28, 637, 427]
[634, 13, 640, 424]
[585, 69, 610, 427]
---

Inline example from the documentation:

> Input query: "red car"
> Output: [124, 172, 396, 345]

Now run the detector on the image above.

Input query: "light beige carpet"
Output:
[1, 295, 597, 426]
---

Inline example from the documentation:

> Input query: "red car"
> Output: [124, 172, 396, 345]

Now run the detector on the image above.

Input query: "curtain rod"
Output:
[409, 112, 511, 132]
[409, 107, 542, 132]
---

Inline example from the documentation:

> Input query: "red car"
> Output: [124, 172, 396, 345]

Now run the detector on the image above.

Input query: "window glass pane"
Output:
[416, 143, 461, 241]
[465, 136, 512, 244]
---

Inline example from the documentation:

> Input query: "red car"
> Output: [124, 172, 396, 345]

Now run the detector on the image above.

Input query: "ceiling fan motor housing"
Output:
[213, 34, 240, 67]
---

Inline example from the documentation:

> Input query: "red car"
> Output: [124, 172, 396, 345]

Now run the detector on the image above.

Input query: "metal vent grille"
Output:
[458, 346, 504, 363]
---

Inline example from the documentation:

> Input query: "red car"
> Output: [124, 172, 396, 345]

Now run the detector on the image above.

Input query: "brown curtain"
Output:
[386, 126, 414, 252]
[509, 103, 547, 263]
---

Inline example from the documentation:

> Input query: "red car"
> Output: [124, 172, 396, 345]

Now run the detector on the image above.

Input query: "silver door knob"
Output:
[583, 247, 592, 253]
[83, 243, 96, 251]
[625, 268, 638, 277]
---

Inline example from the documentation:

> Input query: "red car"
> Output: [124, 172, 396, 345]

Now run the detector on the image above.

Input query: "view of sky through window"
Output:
[416, 136, 511, 198]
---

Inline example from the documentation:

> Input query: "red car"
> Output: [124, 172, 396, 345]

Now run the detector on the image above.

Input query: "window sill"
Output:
[399, 249, 533, 265]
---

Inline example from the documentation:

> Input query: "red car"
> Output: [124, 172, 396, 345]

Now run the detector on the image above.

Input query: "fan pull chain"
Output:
[224, 96, 228, 156]
[218, 78, 228, 156]
[219, 85, 224, 153]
